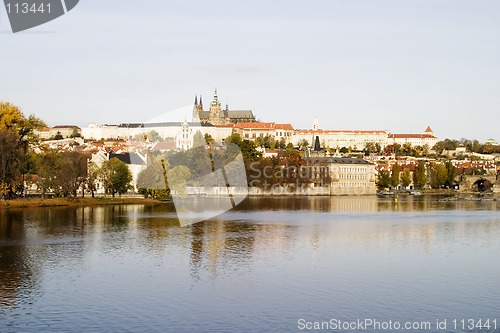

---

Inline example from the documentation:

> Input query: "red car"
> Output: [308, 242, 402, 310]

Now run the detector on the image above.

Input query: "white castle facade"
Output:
[81, 91, 438, 152]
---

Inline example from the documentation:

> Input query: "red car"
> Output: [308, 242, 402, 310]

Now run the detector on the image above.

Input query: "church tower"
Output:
[208, 89, 227, 125]
[192, 95, 202, 123]
[312, 116, 319, 130]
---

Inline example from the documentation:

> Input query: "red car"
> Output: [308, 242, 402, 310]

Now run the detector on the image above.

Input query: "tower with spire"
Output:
[208, 89, 229, 125]
[192, 95, 203, 123]
[191, 88, 256, 125]
[312, 116, 319, 130]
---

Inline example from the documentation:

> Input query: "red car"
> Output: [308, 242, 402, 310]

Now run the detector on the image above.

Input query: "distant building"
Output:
[485, 138, 498, 146]
[306, 157, 377, 195]
[177, 120, 193, 150]
[36, 127, 51, 140]
[83, 122, 233, 148]
[192, 89, 256, 125]
[151, 140, 176, 152]
[49, 125, 81, 138]
[108, 152, 147, 192]
[233, 122, 294, 142]
[388, 126, 438, 148]
[292, 117, 389, 151]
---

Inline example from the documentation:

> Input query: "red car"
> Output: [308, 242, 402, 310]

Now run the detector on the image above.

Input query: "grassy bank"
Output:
[0, 197, 163, 209]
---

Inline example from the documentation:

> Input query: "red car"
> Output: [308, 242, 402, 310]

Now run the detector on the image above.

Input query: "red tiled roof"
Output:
[234, 122, 276, 129]
[152, 141, 177, 151]
[425, 126, 433, 133]
[388, 134, 436, 139]
[275, 124, 294, 130]
[296, 129, 388, 134]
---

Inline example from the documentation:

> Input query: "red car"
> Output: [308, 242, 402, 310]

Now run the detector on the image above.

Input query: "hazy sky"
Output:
[1, 0, 499, 141]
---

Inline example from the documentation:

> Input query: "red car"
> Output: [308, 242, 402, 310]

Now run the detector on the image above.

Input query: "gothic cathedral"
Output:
[192, 89, 256, 125]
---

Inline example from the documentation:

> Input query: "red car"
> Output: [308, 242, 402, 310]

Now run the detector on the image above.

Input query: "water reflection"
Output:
[0, 197, 499, 332]
[0, 210, 44, 311]
[237, 195, 499, 213]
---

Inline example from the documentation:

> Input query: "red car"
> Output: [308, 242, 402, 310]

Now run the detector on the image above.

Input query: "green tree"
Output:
[413, 161, 427, 189]
[86, 162, 101, 198]
[298, 139, 309, 151]
[0, 102, 45, 198]
[262, 135, 275, 149]
[429, 163, 448, 189]
[401, 168, 412, 188]
[284, 143, 300, 159]
[413, 145, 423, 157]
[435, 163, 448, 188]
[53, 131, 63, 140]
[0, 102, 45, 144]
[0, 130, 22, 199]
[402, 143, 414, 156]
[137, 157, 170, 199]
[133, 133, 148, 142]
[192, 130, 206, 148]
[376, 169, 391, 190]
[422, 144, 430, 156]
[167, 165, 192, 198]
[444, 160, 456, 188]
[433, 141, 446, 155]
[35, 151, 59, 197]
[147, 130, 162, 142]
[390, 162, 400, 188]
[36, 151, 87, 197]
[57, 151, 87, 197]
[393, 143, 401, 155]
[364, 142, 376, 155]
[225, 133, 262, 162]
[434, 139, 460, 153]
[101, 158, 132, 197]
[204, 133, 215, 144]
[278, 138, 287, 149]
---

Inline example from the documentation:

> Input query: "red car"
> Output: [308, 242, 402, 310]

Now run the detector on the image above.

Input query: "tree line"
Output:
[376, 161, 456, 191]
[0, 101, 133, 199]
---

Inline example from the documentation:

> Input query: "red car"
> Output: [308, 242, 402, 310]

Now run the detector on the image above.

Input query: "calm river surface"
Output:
[1, 196, 499, 332]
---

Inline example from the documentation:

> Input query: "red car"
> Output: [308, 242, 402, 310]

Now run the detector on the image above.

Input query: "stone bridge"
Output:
[458, 174, 499, 192]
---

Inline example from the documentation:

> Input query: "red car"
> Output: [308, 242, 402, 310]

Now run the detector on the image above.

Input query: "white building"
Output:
[388, 126, 438, 148]
[306, 156, 377, 195]
[90, 149, 148, 193]
[233, 122, 294, 142]
[293, 129, 389, 151]
[83, 122, 233, 149]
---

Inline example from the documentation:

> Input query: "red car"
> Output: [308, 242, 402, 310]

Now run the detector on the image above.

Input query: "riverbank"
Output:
[0, 197, 163, 209]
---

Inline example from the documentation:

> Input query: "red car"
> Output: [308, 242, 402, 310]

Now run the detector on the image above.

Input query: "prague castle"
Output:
[192, 89, 256, 125]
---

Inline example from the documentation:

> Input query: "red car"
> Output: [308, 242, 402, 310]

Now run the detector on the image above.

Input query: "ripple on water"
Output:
[1, 199, 499, 332]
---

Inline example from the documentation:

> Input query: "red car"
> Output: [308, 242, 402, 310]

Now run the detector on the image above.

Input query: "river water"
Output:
[0, 196, 499, 332]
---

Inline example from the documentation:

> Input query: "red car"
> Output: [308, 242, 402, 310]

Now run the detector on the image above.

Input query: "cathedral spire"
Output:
[212, 88, 220, 106]
[199, 95, 203, 109]
[192, 94, 201, 123]
[312, 116, 319, 130]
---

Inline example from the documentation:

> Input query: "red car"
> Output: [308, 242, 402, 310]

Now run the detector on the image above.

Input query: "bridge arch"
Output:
[472, 178, 494, 192]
